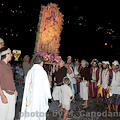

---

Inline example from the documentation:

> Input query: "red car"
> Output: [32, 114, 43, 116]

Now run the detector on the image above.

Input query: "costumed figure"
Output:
[0, 47, 17, 120]
[74, 59, 81, 100]
[61, 77, 73, 120]
[20, 55, 51, 120]
[80, 59, 91, 108]
[66, 56, 76, 102]
[97, 61, 110, 106]
[52, 60, 67, 109]
[106, 60, 120, 113]
[89, 59, 100, 104]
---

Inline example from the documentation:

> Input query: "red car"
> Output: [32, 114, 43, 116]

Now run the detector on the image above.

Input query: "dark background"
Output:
[0, 0, 120, 63]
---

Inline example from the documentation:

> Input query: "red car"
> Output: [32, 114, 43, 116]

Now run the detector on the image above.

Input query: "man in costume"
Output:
[74, 59, 81, 100]
[0, 46, 17, 120]
[20, 54, 52, 120]
[89, 59, 100, 104]
[106, 60, 120, 112]
[52, 60, 67, 108]
[80, 59, 91, 108]
[66, 56, 76, 102]
[0, 38, 4, 49]
[97, 61, 110, 105]
[61, 77, 73, 120]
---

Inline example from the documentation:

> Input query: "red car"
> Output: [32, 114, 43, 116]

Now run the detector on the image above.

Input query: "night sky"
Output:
[0, 0, 120, 63]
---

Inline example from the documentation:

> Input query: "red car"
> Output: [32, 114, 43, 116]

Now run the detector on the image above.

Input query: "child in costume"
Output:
[61, 77, 73, 120]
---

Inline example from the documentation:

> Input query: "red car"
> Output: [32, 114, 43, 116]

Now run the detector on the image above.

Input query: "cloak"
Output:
[20, 64, 52, 120]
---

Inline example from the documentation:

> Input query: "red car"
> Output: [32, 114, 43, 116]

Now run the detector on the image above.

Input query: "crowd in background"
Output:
[1, 37, 120, 120]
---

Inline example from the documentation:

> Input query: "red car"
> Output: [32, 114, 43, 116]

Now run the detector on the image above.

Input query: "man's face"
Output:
[98, 64, 102, 68]
[103, 63, 107, 69]
[7, 52, 12, 62]
[74, 60, 79, 66]
[92, 63, 97, 68]
[112, 64, 118, 70]
[59, 61, 64, 67]
[67, 58, 71, 64]
[81, 60, 86, 67]
[0, 42, 4, 48]
[25, 56, 30, 62]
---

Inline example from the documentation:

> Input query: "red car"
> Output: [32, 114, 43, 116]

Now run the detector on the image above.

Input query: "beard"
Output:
[102, 67, 107, 70]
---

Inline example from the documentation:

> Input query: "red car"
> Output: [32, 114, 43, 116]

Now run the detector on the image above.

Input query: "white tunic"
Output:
[74, 66, 79, 75]
[67, 72, 75, 99]
[68, 67, 76, 84]
[20, 64, 52, 120]
[97, 69, 109, 89]
[102, 69, 109, 89]
[97, 69, 102, 86]
[111, 71, 120, 95]
[61, 84, 73, 110]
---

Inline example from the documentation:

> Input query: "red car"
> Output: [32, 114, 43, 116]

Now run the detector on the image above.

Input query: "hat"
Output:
[102, 61, 110, 65]
[0, 48, 11, 60]
[92, 58, 99, 64]
[0, 38, 4, 43]
[112, 60, 119, 66]
[98, 62, 102, 65]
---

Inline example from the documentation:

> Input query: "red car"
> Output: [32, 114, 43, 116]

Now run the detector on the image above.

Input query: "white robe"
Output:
[111, 71, 120, 95]
[61, 84, 73, 110]
[20, 64, 52, 120]
[80, 81, 88, 100]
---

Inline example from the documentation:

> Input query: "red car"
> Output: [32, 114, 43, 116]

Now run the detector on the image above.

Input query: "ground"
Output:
[14, 84, 120, 120]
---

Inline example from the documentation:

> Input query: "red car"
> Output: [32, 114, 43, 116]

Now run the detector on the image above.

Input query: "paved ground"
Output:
[14, 84, 120, 120]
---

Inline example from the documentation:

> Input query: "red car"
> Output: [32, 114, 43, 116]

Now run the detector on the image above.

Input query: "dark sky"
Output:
[0, 0, 120, 63]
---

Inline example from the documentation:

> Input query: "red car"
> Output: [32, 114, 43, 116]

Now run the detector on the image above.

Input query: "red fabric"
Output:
[76, 65, 81, 93]
[89, 82, 98, 98]
[90, 67, 100, 82]
[89, 67, 100, 98]
[102, 88, 107, 101]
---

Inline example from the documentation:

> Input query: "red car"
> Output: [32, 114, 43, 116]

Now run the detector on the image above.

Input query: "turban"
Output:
[0, 48, 11, 60]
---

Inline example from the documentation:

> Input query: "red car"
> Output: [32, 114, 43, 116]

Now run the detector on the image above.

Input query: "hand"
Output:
[65, 64, 69, 68]
[15, 90, 18, 97]
[86, 81, 89, 87]
[106, 88, 109, 93]
[1, 94, 8, 103]
[76, 78, 80, 82]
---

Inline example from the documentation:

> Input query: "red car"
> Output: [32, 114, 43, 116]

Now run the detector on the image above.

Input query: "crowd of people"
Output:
[10, 55, 31, 86]
[0, 37, 120, 120]
[44, 56, 120, 119]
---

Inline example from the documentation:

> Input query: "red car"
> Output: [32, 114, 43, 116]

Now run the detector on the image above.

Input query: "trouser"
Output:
[52, 86, 62, 103]
[0, 90, 16, 120]
[106, 94, 120, 105]
[80, 81, 88, 100]
[73, 84, 77, 94]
